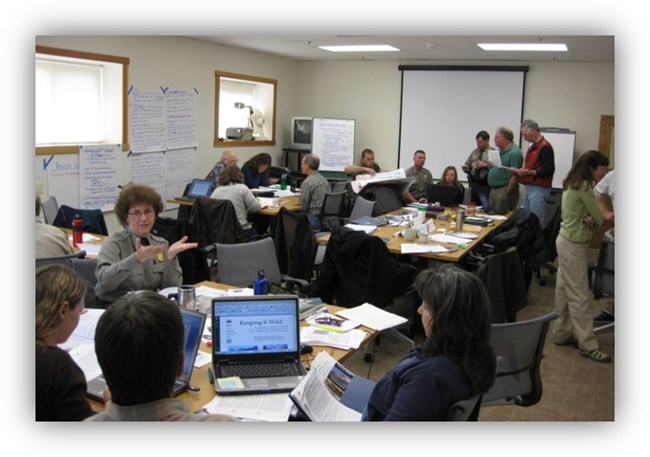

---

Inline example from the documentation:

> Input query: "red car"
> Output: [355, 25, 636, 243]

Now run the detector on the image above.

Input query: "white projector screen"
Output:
[398, 67, 527, 182]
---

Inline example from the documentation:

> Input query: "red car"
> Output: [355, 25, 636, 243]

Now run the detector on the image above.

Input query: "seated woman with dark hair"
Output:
[438, 165, 466, 205]
[362, 263, 496, 421]
[210, 166, 262, 240]
[241, 152, 272, 189]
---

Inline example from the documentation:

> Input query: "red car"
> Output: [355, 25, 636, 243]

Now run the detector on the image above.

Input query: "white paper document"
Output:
[429, 234, 471, 245]
[400, 243, 450, 254]
[203, 393, 294, 422]
[344, 223, 377, 234]
[336, 303, 407, 331]
[300, 328, 368, 350]
[75, 243, 102, 257]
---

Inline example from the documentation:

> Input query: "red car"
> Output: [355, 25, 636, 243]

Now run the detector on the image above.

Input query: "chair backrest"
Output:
[482, 311, 559, 407]
[188, 197, 242, 247]
[330, 181, 348, 193]
[52, 205, 109, 236]
[593, 235, 614, 299]
[41, 195, 59, 225]
[70, 257, 98, 287]
[318, 226, 417, 308]
[348, 195, 376, 221]
[361, 184, 404, 216]
[36, 250, 87, 269]
[445, 394, 482, 421]
[270, 207, 317, 282]
[320, 191, 347, 231]
[215, 237, 282, 287]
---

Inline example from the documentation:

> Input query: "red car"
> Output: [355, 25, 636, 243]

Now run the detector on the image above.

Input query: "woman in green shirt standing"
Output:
[553, 150, 611, 363]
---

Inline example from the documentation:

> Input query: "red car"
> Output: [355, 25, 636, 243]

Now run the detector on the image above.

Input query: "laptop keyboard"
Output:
[220, 362, 303, 378]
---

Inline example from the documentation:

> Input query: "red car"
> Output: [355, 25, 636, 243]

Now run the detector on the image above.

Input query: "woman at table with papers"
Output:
[362, 264, 496, 421]
[36, 264, 95, 421]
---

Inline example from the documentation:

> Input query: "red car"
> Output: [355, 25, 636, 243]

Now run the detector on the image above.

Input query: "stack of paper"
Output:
[335, 303, 407, 331]
[344, 223, 377, 235]
[400, 243, 450, 254]
[300, 327, 368, 350]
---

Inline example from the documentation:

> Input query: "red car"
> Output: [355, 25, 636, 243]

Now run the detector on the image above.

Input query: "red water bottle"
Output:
[72, 214, 83, 246]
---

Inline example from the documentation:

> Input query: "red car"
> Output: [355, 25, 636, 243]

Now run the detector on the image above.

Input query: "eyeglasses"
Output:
[315, 316, 345, 327]
[128, 209, 155, 218]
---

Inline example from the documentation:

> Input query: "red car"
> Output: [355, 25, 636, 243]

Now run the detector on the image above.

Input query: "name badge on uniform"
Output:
[157, 253, 165, 262]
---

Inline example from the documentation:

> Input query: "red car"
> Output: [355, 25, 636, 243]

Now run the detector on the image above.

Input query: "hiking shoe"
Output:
[579, 348, 612, 363]
[593, 311, 614, 323]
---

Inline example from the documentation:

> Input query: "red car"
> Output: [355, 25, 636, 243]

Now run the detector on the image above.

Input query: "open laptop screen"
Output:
[179, 308, 206, 383]
[186, 179, 214, 197]
[212, 296, 300, 359]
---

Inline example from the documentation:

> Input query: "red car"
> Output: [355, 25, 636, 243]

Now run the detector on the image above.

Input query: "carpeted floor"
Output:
[343, 250, 615, 421]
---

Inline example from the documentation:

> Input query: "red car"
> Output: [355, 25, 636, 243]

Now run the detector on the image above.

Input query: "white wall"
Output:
[297, 59, 615, 173]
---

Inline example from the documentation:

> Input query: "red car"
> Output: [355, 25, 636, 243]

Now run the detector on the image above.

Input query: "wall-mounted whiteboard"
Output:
[311, 117, 356, 172]
[538, 129, 576, 189]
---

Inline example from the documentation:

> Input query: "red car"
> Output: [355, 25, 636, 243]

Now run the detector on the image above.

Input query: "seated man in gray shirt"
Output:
[300, 154, 329, 231]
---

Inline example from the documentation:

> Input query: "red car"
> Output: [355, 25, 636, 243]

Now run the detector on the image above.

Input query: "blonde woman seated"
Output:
[438, 165, 466, 205]
[210, 166, 262, 240]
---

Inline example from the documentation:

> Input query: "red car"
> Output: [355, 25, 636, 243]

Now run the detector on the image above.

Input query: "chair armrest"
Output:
[281, 274, 311, 294]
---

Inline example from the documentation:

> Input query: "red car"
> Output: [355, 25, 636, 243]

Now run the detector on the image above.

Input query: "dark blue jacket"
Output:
[242, 163, 270, 189]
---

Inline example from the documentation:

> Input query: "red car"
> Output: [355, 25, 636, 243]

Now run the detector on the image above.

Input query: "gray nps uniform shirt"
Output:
[404, 166, 433, 200]
[94, 229, 182, 303]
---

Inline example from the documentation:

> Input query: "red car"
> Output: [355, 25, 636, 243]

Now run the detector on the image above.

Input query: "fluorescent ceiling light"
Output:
[478, 43, 568, 52]
[319, 45, 399, 53]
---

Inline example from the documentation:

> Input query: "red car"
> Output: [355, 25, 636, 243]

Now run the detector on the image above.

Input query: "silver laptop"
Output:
[86, 307, 206, 402]
[211, 295, 306, 396]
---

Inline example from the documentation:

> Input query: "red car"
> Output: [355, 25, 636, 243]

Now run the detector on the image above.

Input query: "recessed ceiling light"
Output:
[319, 45, 400, 53]
[478, 43, 568, 52]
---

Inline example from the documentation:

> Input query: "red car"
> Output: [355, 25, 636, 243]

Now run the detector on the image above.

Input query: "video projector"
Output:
[226, 127, 254, 140]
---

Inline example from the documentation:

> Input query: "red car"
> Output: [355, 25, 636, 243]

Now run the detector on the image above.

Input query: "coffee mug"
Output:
[196, 295, 212, 315]
[403, 227, 417, 241]
[418, 233, 428, 243]
[168, 285, 196, 309]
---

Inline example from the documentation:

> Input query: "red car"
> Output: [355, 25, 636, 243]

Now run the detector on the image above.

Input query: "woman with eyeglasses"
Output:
[36, 264, 95, 421]
[95, 184, 197, 305]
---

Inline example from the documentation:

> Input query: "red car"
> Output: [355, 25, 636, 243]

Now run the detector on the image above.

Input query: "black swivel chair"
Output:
[52, 205, 109, 236]
[319, 191, 347, 232]
[589, 231, 615, 335]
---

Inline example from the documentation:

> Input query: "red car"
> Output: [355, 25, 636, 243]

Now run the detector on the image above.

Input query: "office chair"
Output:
[445, 394, 482, 421]
[319, 191, 347, 231]
[536, 204, 562, 286]
[215, 237, 310, 294]
[52, 205, 109, 236]
[153, 216, 211, 283]
[41, 195, 59, 225]
[36, 250, 87, 269]
[359, 183, 405, 216]
[481, 311, 559, 407]
[347, 195, 376, 222]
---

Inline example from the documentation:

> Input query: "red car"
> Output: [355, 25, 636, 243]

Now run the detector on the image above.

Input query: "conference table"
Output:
[167, 195, 302, 217]
[317, 207, 508, 263]
[88, 280, 377, 414]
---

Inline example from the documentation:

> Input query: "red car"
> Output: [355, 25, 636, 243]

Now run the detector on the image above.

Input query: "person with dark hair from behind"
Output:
[36, 264, 95, 421]
[95, 184, 197, 304]
[87, 291, 237, 421]
[362, 264, 496, 421]
[553, 150, 611, 363]
[241, 152, 272, 189]
[210, 165, 261, 239]
[437, 165, 465, 205]
[462, 130, 494, 211]
[299, 154, 329, 231]
[35, 194, 73, 258]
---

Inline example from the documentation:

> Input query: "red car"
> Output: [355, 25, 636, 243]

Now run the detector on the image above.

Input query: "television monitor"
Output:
[291, 117, 312, 150]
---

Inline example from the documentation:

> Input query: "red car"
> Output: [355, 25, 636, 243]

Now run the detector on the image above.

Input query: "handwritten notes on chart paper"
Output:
[312, 117, 356, 172]
[79, 144, 123, 211]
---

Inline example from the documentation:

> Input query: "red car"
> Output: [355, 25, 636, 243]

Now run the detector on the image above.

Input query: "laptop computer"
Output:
[211, 295, 306, 396]
[176, 178, 214, 201]
[426, 184, 458, 207]
[86, 307, 206, 402]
